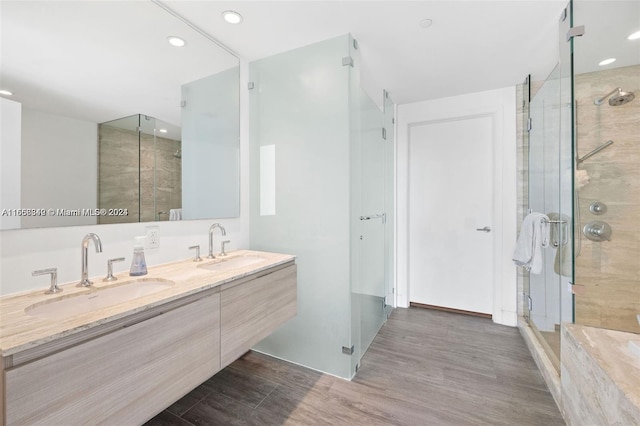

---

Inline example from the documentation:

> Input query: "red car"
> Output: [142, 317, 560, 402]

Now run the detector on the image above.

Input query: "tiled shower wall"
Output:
[573, 65, 640, 333]
[98, 126, 182, 224]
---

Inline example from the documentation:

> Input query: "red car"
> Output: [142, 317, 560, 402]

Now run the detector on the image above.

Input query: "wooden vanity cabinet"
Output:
[0, 258, 297, 425]
[4, 292, 221, 426]
[220, 262, 297, 367]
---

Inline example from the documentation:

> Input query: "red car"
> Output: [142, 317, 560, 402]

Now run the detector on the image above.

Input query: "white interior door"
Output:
[409, 115, 494, 314]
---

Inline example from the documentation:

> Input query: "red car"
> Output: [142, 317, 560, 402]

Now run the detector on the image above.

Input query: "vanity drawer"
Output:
[4, 293, 221, 426]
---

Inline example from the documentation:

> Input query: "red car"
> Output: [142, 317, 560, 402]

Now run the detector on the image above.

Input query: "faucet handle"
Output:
[104, 257, 125, 282]
[33, 268, 61, 295]
[189, 245, 202, 262]
[220, 240, 231, 257]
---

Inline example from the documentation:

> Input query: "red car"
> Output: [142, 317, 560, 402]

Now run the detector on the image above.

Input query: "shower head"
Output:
[594, 87, 636, 106]
[173, 148, 181, 159]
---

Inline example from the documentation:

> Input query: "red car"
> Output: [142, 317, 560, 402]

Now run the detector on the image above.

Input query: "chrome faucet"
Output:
[80, 233, 103, 287]
[208, 223, 226, 259]
[220, 240, 230, 257]
[33, 268, 61, 294]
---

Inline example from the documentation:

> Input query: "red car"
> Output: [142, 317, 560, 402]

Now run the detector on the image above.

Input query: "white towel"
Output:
[513, 212, 550, 274]
[169, 208, 182, 221]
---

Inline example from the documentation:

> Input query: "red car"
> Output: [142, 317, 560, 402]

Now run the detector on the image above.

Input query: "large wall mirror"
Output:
[0, 0, 240, 230]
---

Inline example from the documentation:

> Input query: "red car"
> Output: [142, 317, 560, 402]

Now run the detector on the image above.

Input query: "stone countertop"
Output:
[564, 323, 640, 408]
[0, 250, 295, 357]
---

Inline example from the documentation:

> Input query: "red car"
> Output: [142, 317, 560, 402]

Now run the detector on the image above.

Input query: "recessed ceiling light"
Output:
[159, 129, 168, 133]
[598, 58, 616, 66]
[222, 10, 242, 24]
[628, 30, 640, 40]
[419, 18, 433, 29]
[0, 89, 13, 96]
[167, 36, 186, 47]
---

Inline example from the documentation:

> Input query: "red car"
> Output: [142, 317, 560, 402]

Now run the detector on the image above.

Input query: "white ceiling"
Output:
[1, 1, 238, 126]
[2, 1, 637, 126]
[572, 1, 640, 75]
[166, 0, 570, 104]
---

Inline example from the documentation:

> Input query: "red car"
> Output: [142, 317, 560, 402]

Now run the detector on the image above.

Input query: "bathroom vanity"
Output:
[0, 250, 296, 425]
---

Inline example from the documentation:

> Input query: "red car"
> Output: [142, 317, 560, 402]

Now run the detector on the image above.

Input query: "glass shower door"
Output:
[347, 34, 388, 375]
[528, 65, 563, 370]
[383, 91, 395, 315]
[356, 90, 387, 364]
[525, 3, 574, 372]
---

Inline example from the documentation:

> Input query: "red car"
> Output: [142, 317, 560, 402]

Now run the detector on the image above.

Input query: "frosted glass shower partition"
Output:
[181, 68, 240, 219]
[250, 34, 391, 379]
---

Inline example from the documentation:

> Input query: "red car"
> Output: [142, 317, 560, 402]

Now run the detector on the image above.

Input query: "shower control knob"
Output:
[589, 201, 607, 215]
[583, 221, 612, 242]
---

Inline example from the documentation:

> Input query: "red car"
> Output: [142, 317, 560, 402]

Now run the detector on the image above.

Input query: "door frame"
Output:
[408, 112, 496, 315]
[396, 87, 518, 326]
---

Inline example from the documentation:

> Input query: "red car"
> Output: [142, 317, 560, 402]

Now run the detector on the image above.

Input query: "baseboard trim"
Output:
[409, 302, 492, 319]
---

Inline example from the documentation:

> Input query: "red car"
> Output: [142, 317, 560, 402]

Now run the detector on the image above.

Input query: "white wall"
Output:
[0, 98, 22, 230]
[21, 108, 98, 228]
[396, 86, 518, 326]
[0, 59, 250, 297]
[0, 218, 247, 296]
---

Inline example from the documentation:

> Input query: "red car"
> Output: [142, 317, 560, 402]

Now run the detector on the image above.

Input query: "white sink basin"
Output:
[25, 278, 174, 319]
[198, 255, 266, 272]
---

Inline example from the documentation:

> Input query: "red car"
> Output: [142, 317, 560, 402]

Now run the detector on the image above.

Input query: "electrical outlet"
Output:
[146, 226, 159, 249]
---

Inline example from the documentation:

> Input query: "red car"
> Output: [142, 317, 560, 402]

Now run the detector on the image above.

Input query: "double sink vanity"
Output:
[0, 249, 297, 425]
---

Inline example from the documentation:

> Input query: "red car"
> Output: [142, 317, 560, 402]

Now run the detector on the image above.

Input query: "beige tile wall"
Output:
[98, 126, 140, 224]
[139, 132, 182, 223]
[574, 65, 640, 333]
[561, 324, 640, 425]
[98, 126, 182, 224]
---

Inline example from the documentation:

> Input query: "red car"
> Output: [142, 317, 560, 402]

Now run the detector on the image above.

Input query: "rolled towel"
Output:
[513, 212, 550, 274]
[575, 169, 590, 189]
[169, 208, 182, 221]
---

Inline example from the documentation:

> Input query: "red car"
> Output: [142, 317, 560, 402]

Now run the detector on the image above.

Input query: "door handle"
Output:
[360, 213, 386, 224]
[476, 226, 491, 233]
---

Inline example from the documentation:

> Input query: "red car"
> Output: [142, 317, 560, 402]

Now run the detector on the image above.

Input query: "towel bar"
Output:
[545, 219, 566, 224]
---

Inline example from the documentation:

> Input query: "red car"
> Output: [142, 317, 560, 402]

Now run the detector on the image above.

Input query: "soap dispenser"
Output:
[129, 236, 148, 276]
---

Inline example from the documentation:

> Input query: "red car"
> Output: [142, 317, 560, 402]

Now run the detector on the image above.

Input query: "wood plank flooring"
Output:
[146, 307, 565, 425]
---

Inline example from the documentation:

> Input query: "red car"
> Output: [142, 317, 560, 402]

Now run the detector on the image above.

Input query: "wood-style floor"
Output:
[146, 307, 565, 425]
